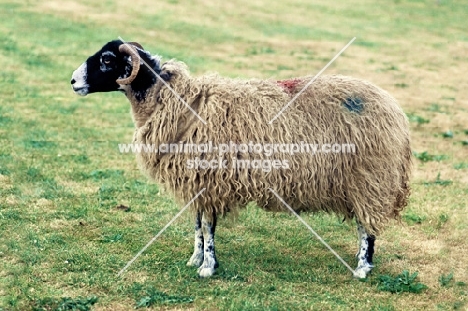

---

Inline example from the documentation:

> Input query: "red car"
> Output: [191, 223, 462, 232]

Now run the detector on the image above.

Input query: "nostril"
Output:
[70, 78, 76, 85]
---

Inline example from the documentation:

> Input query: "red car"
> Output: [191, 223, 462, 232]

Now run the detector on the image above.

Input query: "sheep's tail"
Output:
[393, 139, 412, 219]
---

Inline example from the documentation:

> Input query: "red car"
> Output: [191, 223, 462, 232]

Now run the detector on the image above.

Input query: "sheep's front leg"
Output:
[197, 211, 219, 277]
[354, 221, 376, 279]
[187, 211, 204, 267]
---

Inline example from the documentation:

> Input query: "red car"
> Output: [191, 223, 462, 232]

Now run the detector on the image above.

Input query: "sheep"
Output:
[71, 39, 412, 279]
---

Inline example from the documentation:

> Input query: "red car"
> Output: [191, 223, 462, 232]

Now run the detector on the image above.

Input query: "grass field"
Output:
[1, 0, 467, 310]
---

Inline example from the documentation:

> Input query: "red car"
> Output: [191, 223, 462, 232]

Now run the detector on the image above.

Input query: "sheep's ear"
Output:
[159, 61, 185, 81]
[129, 42, 144, 50]
[159, 70, 172, 81]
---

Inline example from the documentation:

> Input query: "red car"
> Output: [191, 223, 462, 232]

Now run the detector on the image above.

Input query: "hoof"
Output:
[353, 264, 373, 279]
[198, 266, 216, 278]
[186, 253, 204, 267]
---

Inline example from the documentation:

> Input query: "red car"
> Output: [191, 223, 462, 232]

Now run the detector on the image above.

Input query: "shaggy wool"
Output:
[128, 60, 411, 236]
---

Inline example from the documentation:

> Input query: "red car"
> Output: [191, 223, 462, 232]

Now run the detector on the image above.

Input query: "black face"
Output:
[71, 40, 127, 95]
[71, 40, 160, 97]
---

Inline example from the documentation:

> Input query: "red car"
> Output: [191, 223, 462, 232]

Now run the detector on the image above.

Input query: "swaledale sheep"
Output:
[71, 40, 411, 279]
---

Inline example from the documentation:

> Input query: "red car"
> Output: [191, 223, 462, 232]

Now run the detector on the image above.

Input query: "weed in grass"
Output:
[355, 41, 380, 48]
[0, 71, 16, 84]
[26, 167, 44, 182]
[134, 286, 194, 309]
[0, 185, 21, 198]
[462, 140, 468, 146]
[453, 301, 466, 310]
[406, 113, 430, 125]
[431, 154, 449, 162]
[23, 140, 57, 150]
[0, 35, 19, 53]
[442, 96, 456, 101]
[427, 103, 445, 113]
[442, 130, 453, 138]
[0, 115, 13, 126]
[439, 272, 454, 287]
[216, 269, 248, 282]
[69, 169, 124, 181]
[437, 213, 449, 229]
[395, 83, 408, 88]
[57, 104, 79, 115]
[48, 234, 67, 246]
[124, 179, 160, 197]
[301, 48, 315, 56]
[68, 171, 92, 181]
[403, 211, 426, 225]
[72, 154, 91, 164]
[2, 210, 22, 222]
[454, 162, 468, 170]
[41, 179, 72, 200]
[0, 152, 13, 160]
[89, 169, 124, 180]
[96, 183, 125, 208]
[98, 185, 118, 201]
[277, 64, 293, 70]
[424, 173, 453, 186]
[413, 151, 448, 162]
[0, 167, 10, 175]
[246, 46, 275, 55]
[464, 130, 468, 135]
[413, 151, 430, 162]
[30, 296, 98, 311]
[64, 206, 89, 220]
[101, 233, 124, 243]
[378, 270, 428, 294]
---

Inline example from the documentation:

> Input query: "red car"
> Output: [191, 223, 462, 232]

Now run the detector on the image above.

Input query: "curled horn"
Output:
[128, 42, 144, 50]
[116, 43, 141, 85]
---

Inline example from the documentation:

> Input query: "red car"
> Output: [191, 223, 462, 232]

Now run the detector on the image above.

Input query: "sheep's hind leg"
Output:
[354, 221, 375, 279]
[197, 211, 219, 277]
[187, 211, 204, 267]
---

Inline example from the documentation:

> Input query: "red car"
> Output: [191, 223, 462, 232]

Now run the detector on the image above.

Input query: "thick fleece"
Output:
[129, 60, 411, 236]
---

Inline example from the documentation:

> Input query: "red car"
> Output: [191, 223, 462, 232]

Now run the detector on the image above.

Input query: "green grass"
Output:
[439, 272, 454, 287]
[423, 173, 453, 187]
[406, 113, 430, 125]
[377, 271, 428, 294]
[441, 130, 454, 138]
[403, 210, 427, 225]
[454, 162, 468, 170]
[413, 151, 448, 163]
[134, 285, 194, 308]
[1, 0, 468, 310]
[30, 296, 98, 311]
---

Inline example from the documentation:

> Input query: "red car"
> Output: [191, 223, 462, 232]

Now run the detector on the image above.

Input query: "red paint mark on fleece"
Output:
[277, 79, 302, 92]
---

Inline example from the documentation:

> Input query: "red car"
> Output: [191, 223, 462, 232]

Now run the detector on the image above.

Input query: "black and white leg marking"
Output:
[354, 220, 376, 278]
[186, 211, 204, 267]
[197, 212, 219, 277]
